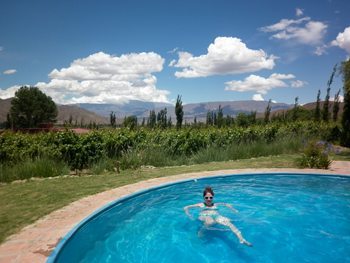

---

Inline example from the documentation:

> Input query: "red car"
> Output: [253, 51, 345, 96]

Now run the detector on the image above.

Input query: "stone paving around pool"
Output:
[0, 162, 349, 263]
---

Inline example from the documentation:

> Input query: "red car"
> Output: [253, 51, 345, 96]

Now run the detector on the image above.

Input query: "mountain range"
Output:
[5, 98, 335, 125]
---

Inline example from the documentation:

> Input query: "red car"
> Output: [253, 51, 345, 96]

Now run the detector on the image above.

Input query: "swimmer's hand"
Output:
[184, 207, 195, 220]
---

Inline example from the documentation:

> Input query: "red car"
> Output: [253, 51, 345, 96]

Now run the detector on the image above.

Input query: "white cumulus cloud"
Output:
[260, 17, 310, 32]
[0, 85, 24, 99]
[331, 26, 350, 54]
[225, 73, 298, 94]
[0, 51, 170, 104]
[261, 16, 327, 47]
[252, 94, 264, 101]
[0, 46, 3, 52]
[171, 37, 276, 78]
[3, 69, 17, 75]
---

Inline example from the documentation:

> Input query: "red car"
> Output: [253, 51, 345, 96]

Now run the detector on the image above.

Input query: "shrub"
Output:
[297, 141, 332, 169]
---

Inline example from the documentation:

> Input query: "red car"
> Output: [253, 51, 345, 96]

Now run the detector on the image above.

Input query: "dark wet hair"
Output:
[203, 186, 214, 197]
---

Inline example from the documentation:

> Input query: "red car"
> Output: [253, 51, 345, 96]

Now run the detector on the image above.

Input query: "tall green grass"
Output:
[1, 137, 303, 182]
[0, 158, 69, 183]
[118, 136, 303, 168]
[191, 137, 302, 164]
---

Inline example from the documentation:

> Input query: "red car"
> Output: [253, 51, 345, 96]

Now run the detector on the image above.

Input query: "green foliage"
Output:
[90, 158, 117, 174]
[315, 89, 321, 121]
[217, 105, 224, 128]
[0, 121, 338, 181]
[322, 87, 331, 122]
[341, 59, 350, 146]
[297, 141, 332, 169]
[192, 137, 302, 164]
[333, 89, 341, 122]
[9, 86, 57, 128]
[110, 111, 116, 127]
[148, 110, 156, 128]
[157, 108, 168, 129]
[0, 158, 69, 183]
[123, 115, 138, 130]
[236, 112, 256, 127]
[175, 95, 184, 129]
[264, 99, 272, 123]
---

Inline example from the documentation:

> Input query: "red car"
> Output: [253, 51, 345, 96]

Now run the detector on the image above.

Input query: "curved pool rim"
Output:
[46, 172, 349, 263]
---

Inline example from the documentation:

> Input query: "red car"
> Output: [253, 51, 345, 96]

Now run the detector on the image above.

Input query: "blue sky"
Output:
[0, 0, 349, 105]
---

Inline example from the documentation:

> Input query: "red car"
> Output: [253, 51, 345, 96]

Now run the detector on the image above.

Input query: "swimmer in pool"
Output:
[184, 186, 252, 247]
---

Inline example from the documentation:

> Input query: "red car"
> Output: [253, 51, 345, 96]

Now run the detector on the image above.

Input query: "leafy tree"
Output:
[224, 115, 234, 126]
[213, 111, 217, 126]
[123, 115, 138, 130]
[110, 111, 116, 127]
[9, 86, 57, 128]
[315, 90, 321, 121]
[217, 105, 224, 128]
[322, 87, 331, 122]
[206, 110, 213, 126]
[333, 89, 341, 122]
[323, 65, 337, 122]
[175, 95, 184, 129]
[236, 112, 256, 127]
[148, 110, 156, 128]
[157, 108, 168, 129]
[167, 117, 172, 127]
[341, 59, 350, 146]
[264, 99, 272, 123]
[68, 114, 73, 126]
[292, 96, 299, 121]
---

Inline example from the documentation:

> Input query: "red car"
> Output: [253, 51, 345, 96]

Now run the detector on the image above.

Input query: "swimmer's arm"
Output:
[216, 203, 239, 213]
[183, 203, 201, 220]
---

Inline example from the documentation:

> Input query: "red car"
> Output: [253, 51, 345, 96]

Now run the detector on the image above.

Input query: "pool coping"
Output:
[0, 165, 349, 263]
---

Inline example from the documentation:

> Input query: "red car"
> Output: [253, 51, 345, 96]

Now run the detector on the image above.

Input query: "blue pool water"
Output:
[50, 174, 350, 263]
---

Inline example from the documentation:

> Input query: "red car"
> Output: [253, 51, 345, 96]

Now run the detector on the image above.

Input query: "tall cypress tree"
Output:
[217, 105, 224, 128]
[322, 87, 331, 122]
[341, 59, 350, 146]
[315, 90, 321, 121]
[264, 99, 272, 123]
[333, 89, 341, 122]
[175, 95, 184, 129]
[323, 64, 337, 122]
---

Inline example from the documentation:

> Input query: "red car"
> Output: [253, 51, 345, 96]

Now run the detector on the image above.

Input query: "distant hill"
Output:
[75, 100, 173, 118]
[0, 98, 108, 125]
[0, 98, 297, 125]
[267, 101, 344, 119]
[0, 98, 12, 123]
[77, 100, 292, 122]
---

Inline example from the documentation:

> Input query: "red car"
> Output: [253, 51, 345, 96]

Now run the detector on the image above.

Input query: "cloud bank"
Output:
[261, 15, 327, 55]
[171, 37, 276, 78]
[0, 51, 170, 104]
[225, 73, 305, 95]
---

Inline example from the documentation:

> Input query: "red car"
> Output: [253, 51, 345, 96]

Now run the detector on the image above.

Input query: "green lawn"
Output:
[0, 153, 347, 244]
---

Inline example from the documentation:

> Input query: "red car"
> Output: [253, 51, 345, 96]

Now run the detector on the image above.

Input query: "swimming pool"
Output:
[48, 173, 350, 263]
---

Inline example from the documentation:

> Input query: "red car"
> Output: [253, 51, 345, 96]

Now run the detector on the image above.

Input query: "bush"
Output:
[297, 141, 332, 169]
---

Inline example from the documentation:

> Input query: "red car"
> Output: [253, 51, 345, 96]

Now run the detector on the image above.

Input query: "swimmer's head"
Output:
[203, 187, 214, 204]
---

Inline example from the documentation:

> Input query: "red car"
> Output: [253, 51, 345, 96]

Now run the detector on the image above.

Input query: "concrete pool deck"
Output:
[0, 162, 349, 263]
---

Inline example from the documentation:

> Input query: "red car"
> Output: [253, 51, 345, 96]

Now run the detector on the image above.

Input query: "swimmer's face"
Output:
[204, 193, 213, 204]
